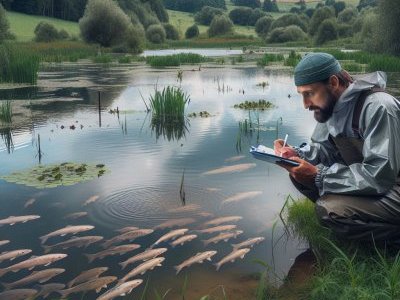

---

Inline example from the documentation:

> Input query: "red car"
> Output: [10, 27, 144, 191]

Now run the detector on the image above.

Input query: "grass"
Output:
[0, 101, 12, 124]
[146, 53, 205, 67]
[92, 54, 113, 64]
[257, 53, 285, 67]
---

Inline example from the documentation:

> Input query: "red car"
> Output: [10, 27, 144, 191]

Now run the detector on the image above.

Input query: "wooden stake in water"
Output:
[98, 91, 102, 127]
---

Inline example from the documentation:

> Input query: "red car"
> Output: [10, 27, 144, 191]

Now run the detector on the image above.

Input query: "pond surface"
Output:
[142, 49, 243, 57]
[1, 61, 399, 299]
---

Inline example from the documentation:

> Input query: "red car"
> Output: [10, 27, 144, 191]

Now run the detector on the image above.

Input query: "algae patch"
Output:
[0, 162, 109, 189]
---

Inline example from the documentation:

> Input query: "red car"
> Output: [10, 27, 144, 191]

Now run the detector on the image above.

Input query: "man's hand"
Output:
[274, 139, 298, 158]
[278, 157, 318, 188]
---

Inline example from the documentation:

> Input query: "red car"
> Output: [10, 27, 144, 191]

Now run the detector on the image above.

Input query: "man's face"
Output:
[297, 82, 337, 123]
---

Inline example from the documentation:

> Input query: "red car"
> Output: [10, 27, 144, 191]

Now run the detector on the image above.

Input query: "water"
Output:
[142, 49, 243, 57]
[1, 62, 398, 299]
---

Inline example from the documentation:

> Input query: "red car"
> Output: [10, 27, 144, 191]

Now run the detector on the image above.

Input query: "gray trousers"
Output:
[290, 176, 400, 242]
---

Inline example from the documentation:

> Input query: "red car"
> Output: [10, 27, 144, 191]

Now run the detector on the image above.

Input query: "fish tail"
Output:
[215, 263, 221, 271]
[39, 235, 48, 244]
[119, 261, 128, 270]
[174, 265, 182, 275]
[0, 269, 8, 278]
[202, 240, 210, 247]
[56, 289, 70, 299]
[1, 281, 12, 290]
[231, 244, 238, 250]
[85, 253, 95, 263]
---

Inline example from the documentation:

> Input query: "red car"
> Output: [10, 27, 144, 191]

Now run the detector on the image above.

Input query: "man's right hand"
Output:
[274, 139, 299, 159]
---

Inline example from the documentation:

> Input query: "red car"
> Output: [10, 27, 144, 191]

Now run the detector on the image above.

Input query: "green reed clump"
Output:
[234, 100, 275, 110]
[257, 53, 284, 67]
[284, 50, 302, 67]
[118, 55, 132, 64]
[0, 44, 40, 84]
[146, 53, 205, 67]
[0, 101, 12, 124]
[92, 54, 113, 64]
[149, 86, 190, 121]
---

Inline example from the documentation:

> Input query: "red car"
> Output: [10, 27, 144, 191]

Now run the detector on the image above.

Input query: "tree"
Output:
[357, 0, 377, 11]
[145, 24, 166, 44]
[314, 18, 338, 45]
[232, 0, 261, 9]
[263, 0, 279, 12]
[0, 3, 11, 43]
[163, 23, 179, 40]
[337, 7, 358, 24]
[308, 6, 335, 36]
[229, 7, 253, 25]
[255, 15, 273, 38]
[185, 24, 199, 39]
[271, 13, 308, 33]
[375, 0, 400, 55]
[268, 25, 307, 43]
[208, 15, 233, 37]
[194, 6, 223, 25]
[34, 22, 60, 42]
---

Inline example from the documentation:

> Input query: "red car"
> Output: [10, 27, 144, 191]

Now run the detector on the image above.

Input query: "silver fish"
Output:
[0, 288, 37, 300]
[114, 226, 139, 233]
[37, 283, 66, 298]
[83, 195, 100, 206]
[174, 251, 217, 274]
[170, 234, 198, 248]
[0, 240, 10, 247]
[85, 244, 140, 263]
[64, 212, 88, 220]
[202, 230, 243, 246]
[24, 198, 36, 209]
[96, 279, 143, 300]
[102, 229, 153, 248]
[151, 228, 188, 247]
[197, 225, 237, 234]
[39, 225, 95, 244]
[215, 248, 250, 271]
[167, 204, 201, 213]
[202, 163, 256, 175]
[0, 249, 32, 263]
[154, 218, 196, 230]
[222, 191, 263, 205]
[43, 236, 103, 253]
[119, 257, 165, 284]
[232, 237, 265, 250]
[119, 248, 167, 270]
[0, 215, 40, 226]
[0, 254, 67, 277]
[203, 216, 243, 227]
[1, 268, 65, 290]
[67, 267, 108, 288]
[57, 276, 117, 298]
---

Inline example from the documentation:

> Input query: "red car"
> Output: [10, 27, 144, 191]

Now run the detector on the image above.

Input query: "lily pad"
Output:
[0, 162, 109, 189]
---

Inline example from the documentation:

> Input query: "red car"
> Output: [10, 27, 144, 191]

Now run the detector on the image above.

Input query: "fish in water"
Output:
[24, 198, 36, 209]
[83, 195, 100, 206]
[0, 215, 40, 226]
[39, 225, 95, 244]
[202, 230, 243, 247]
[167, 204, 201, 213]
[37, 283, 66, 298]
[170, 234, 198, 248]
[174, 251, 217, 275]
[0, 254, 67, 277]
[0, 249, 32, 263]
[0, 240, 10, 247]
[43, 236, 103, 253]
[96, 279, 143, 300]
[232, 237, 265, 250]
[119, 248, 167, 270]
[197, 225, 237, 234]
[102, 229, 153, 248]
[0, 288, 37, 300]
[114, 226, 139, 234]
[221, 191, 263, 205]
[1, 268, 65, 290]
[85, 244, 140, 263]
[67, 267, 109, 288]
[57, 276, 117, 298]
[118, 257, 165, 284]
[214, 248, 250, 271]
[202, 163, 256, 175]
[64, 212, 88, 220]
[205, 188, 221, 192]
[151, 229, 188, 248]
[224, 155, 245, 162]
[154, 218, 196, 230]
[197, 212, 214, 218]
[203, 216, 243, 227]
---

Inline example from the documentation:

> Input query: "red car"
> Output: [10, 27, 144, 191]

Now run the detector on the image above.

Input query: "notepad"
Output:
[250, 145, 300, 167]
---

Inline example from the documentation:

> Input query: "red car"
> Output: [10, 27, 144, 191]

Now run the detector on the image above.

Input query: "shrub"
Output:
[332, 1, 346, 15]
[125, 26, 145, 53]
[58, 29, 70, 40]
[79, 0, 131, 47]
[314, 18, 338, 45]
[338, 7, 358, 24]
[263, 0, 279, 12]
[194, 6, 224, 25]
[308, 6, 335, 36]
[163, 23, 179, 40]
[208, 15, 234, 37]
[185, 24, 199, 39]
[163, 0, 226, 13]
[34, 22, 60, 42]
[255, 16, 273, 38]
[250, 9, 266, 26]
[271, 14, 308, 33]
[305, 8, 315, 18]
[268, 25, 307, 43]
[337, 23, 353, 38]
[229, 7, 253, 26]
[232, 0, 261, 9]
[145, 24, 166, 44]
[0, 3, 11, 43]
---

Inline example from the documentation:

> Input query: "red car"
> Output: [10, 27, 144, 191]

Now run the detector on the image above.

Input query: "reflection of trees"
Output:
[0, 127, 14, 153]
[151, 115, 190, 142]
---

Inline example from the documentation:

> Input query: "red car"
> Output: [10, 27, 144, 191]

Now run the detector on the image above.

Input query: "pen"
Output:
[281, 134, 288, 157]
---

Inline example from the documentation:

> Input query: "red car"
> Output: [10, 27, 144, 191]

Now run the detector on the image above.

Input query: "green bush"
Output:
[314, 18, 338, 45]
[185, 24, 199, 39]
[163, 0, 226, 13]
[262, 0, 279, 12]
[145, 24, 166, 44]
[337, 23, 353, 38]
[255, 16, 273, 38]
[271, 13, 308, 33]
[229, 7, 253, 25]
[34, 22, 60, 42]
[79, 0, 131, 47]
[360, 13, 378, 51]
[338, 7, 358, 23]
[232, 0, 261, 9]
[58, 29, 70, 40]
[250, 8, 267, 26]
[309, 6, 335, 36]
[125, 26, 145, 53]
[268, 25, 307, 43]
[163, 23, 179, 40]
[194, 6, 224, 25]
[208, 15, 234, 37]
[0, 3, 11, 43]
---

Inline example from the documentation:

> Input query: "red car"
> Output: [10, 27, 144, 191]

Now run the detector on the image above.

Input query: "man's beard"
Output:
[309, 90, 337, 123]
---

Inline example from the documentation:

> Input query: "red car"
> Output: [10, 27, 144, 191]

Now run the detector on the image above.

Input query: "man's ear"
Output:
[329, 75, 340, 90]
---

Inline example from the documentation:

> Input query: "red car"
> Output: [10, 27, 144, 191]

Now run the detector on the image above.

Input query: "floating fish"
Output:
[197, 212, 214, 218]
[96, 279, 143, 300]
[119, 248, 167, 270]
[232, 237, 265, 250]
[170, 234, 198, 248]
[205, 188, 221, 192]
[57, 276, 117, 298]
[0, 249, 32, 263]
[114, 226, 139, 234]
[43, 236, 103, 253]
[215, 248, 250, 271]
[39, 225, 95, 244]
[202, 163, 256, 175]
[167, 204, 201, 213]
[222, 191, 263, 205]
[174, 251, 217, 275]
[24, 198, 36, 209]
[0, 288, 37, 300]
[0, 240, 10, 247]
[67, 267, 109, 288]
[197, 225, 237, 234]
[119, 257, 165, 284]
[83, 195, 100, 206]
[64, 212, 88, 220]
[202, 230, 243, 247]
[154, 218, 196, 230]
[0, 215, 40, 226]
[203, 216, 243, 227]
[224, 155, 245, 162]
[85, 244, 140, 263]
[1, 268, 65, 290]
[151, 229, 188, 248]
[102, 229, 153, 249]
[37, 283, 66, 298]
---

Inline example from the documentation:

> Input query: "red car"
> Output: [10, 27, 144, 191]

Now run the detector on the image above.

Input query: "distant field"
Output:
[6, 11, 80, 41]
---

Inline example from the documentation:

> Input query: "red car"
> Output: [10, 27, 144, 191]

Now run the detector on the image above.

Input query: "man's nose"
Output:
[303, 97, 311, 109]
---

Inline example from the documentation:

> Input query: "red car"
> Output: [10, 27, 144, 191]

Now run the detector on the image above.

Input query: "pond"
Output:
[142, 49, 243, 57]
[1, 60, 399, 299]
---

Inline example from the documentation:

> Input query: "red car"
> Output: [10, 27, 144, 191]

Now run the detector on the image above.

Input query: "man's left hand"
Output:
[277, 157, 318, 188]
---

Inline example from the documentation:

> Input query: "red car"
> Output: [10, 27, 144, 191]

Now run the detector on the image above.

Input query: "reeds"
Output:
[0, 101, 12, 124]
[92, 54, 113, 64]
[257, 53, 284, 67]
[146, 53, 205, 67]
[284, 50, 302, 67]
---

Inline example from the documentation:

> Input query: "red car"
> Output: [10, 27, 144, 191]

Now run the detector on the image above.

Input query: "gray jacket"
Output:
[298, 71, 400, 196]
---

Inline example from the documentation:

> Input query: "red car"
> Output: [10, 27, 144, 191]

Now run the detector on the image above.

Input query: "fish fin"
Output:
[174, 266, 182, 275]
[240, 255, 245, 259]
[119, 261, 128, 270]
[29, 266, 35, 271]
[215, 263, 221, 271]
[10, 223, 15, 225]
[39, 276, 51, 283]
[44, 262, 52, 267]
[66, 280, 74, 288]
[120, 293, 126, 296]
[56, 289, 69, 299]
[96, 288, 101, 293]
[40, 236, 48, 244]
[207, 257, 212, 261]
[42, 245, 52, 254]
[85, 253, 95, 263]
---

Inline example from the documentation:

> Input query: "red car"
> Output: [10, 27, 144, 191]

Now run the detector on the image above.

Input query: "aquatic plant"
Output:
[234, 100, 275, 110]
[146, 53, 205, 67]
[118, 55, 132, 64]
[284, 50, 302, 67]
[92, 54, 113, 64]
[188, 111, 211, 118]
[257, 53, 284, 67]
[0, 100, 12, 124]
[149, 86, 189, 122]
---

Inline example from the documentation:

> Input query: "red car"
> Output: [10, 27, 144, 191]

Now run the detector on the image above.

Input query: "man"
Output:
[274, 52, 400, 241]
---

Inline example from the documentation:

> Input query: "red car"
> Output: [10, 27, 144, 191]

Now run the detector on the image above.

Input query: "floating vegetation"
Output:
[0, 163, 109, 189]
[146, 53, 205, 67]
[234, 100, 275, 110]
[256, 82, 269, 89]
[0, 100, 12, 124]
[177, 70, 183, 83]
[284, 50, 302, 67]
[257, 53, 284, 67]
[187, 111, 211, 118]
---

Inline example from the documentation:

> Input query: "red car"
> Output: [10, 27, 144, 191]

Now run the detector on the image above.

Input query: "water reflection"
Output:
[151, 116, 190, 142]
[0, 127, 14, 153]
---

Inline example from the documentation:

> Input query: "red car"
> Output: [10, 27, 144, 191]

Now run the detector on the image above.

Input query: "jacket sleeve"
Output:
[315, 94, 400, 196]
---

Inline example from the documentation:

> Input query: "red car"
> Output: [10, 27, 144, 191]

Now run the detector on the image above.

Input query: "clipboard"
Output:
[250, 145, 300, 167]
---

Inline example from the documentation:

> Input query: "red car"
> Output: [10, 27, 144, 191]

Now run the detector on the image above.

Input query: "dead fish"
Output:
[119, 257, 165, 284]
[151, 228, 188, 247]
[174, 251, 217, 275]
[0, 254, 67, 277]
[197, 225, 237, 234]
[57, 276, 117, 298]
[64, 212, 88, 220]
[222, 191, 263, 205]
[67, 267, 109, 288]
[119, 248, 167, 270]
[167, 204, 201, 213]
[96, 279, 143, 300]
[202, 230, 243, 247]
[224, 155, 245, 162]
[170, 234, 197, 248]
[0, 215, 40, 226]
[0, 240, 10, 247]
[202, 163, 256, 175]
[214, 248, 250, 271]
[102, 229, 153, 249]
[114, 226, 139, 233]
[232, 237, 265, 250]
[203, 216, 243, 227]
[37, 283, 66, 298]
[0, 249, 32, 263]
[85, 244, 140, 263]
[83, 195, 100, 206]
[24, 198, 36, 209]
[1, 268, 65, 290]
[43, 236, 103, 253]
[39, 225, 95, 244]
[0, 288, 37, 300]
[154, 218, 196, 230]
